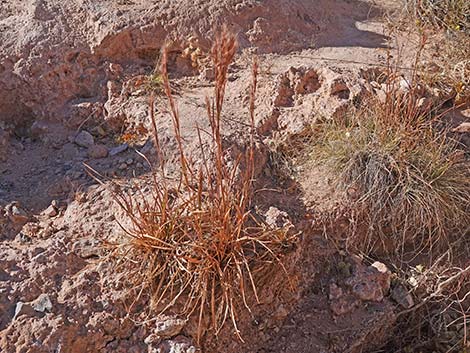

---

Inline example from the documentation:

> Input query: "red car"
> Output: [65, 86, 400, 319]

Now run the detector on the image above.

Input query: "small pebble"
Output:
[74, 131, 94, 148]
[88, 144, 108, 159]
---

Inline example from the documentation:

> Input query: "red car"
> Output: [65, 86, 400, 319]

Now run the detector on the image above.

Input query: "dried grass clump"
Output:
[404, 0, 469, 32]
[393, 2, 470, 106]
[310, 77, 470, 255]
[103, 29, 293, 342]
[417, 31, 470, 107]
[384, 238, 470, 352]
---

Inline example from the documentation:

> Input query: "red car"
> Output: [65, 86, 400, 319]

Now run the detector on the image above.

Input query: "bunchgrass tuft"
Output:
[97, 28, 294, 342]
[310, 78, 470, 256]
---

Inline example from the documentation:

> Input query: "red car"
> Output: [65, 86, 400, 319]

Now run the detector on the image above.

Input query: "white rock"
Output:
[32, 294, 53, 313]
[150, 337, 196, 353]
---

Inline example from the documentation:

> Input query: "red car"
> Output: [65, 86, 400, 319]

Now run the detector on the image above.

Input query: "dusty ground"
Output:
[1, 0, 468, 352]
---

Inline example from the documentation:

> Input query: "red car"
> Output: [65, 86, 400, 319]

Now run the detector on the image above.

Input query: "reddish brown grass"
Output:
[96, 28, 293, 342]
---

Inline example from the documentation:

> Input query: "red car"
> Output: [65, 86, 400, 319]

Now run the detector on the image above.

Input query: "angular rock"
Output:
[11, 223, 37, 241]
[108, 63, 124, 77]
[329, 282, 359, 316]
[12, 302, 36, 321]
[43, 204, 58, 218]
[265, 206, 293, 229]
[371, 261, 391, 293]
[346, 261, 391, 302]
[30, 120, 50, 139]
[329, 283, 343, 300]
[329, 78, 349, 98]
[140, 139, 154, 155]
[72, 238, 101, 259]
[145, 333, 161, 346]
[154, 316, 187, 339]
[66, 102, 103, 129]
[199, 66, 215, 81]
[31, 294, 53, 313]
[330, 294, 359, 316]
[5, 202, 29, 225]
[107, 80, 120, 98]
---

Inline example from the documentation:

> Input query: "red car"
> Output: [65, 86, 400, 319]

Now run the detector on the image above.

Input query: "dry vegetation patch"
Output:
[404, 0, 469, 31]
[93, 29, 295, 343]
[308, 77, 470, 255]
[396, 0, 470, 106]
